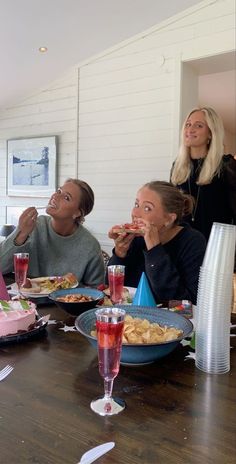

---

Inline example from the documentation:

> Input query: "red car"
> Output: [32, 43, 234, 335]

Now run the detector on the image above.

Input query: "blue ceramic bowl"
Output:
[48, 287, 104, 316]
[75, 305, 193, 365]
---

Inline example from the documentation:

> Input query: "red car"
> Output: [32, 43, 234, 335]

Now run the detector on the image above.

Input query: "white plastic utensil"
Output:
[78, 442, 115, 464]
[0, 365, 14, 381]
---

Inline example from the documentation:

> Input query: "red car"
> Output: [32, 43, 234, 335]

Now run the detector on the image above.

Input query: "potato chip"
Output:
[91, 314, 183, 344]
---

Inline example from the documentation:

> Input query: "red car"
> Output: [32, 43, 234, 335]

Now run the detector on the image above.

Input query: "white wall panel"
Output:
[0, 69, 78, 224]
[0, 0, 234, 254]
[78, 0, 235, 252]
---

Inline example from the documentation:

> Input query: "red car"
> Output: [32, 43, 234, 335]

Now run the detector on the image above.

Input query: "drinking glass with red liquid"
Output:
[14, 253, 29, 295]
[90, 307, 126, 416]
[107, 265, 125, 304]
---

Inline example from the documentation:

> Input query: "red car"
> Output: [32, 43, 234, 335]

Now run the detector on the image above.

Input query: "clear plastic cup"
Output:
[202, 223, 236, 275]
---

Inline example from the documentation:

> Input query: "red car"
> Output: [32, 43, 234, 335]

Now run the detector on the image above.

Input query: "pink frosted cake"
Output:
[0, 299, 37, 337]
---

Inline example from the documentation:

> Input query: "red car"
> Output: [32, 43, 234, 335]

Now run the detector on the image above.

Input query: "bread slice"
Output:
[112, 223, 145, 235]
[21, 281, 41, 293]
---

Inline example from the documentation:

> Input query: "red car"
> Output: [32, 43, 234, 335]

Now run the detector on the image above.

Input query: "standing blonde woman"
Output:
[171, 107, 236, 240]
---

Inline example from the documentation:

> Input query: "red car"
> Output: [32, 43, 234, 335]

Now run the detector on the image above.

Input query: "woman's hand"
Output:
[108, 228, 134, 258]
[14, 207, 38, 245]
[140, 220, 162, 250]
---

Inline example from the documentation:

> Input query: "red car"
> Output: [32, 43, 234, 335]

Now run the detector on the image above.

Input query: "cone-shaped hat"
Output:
[133, 272, 156, 307]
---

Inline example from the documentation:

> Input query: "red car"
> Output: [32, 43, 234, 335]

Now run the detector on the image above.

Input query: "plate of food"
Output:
[9, 273, 78, 298]
[97, 285, 136, 305]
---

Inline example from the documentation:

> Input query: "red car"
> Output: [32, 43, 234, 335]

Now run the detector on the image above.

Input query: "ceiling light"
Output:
[39, 47, 48, 53]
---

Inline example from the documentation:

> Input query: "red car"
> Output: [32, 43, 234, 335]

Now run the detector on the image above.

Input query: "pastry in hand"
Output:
[112, 223, 145, 235]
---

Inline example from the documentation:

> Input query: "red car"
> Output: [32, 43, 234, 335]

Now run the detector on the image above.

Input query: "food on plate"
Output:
[56, 293, 94, 303]
[21, 273, 78, 294]
[91, 314, 183, 344]
[0, 299, 37, 337]
[112, 223, 145, 235]
[21, 279, 41, 294]
[97, 285, 132, 305]
[122, 315, 183, 344]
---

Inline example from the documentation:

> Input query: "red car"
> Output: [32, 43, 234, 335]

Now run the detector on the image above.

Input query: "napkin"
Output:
[133, 272, 156, 307]
[0, 269, 10, 300]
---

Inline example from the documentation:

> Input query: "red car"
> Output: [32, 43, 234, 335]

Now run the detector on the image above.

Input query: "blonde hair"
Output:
[171, 107, 225, 185]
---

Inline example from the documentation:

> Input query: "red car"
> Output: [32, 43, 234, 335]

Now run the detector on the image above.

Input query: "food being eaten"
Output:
[91, 314, 183, 344]
[112, 223, 145, 235]
[0, 299, 37, 337]
[21, 273, 78, 294]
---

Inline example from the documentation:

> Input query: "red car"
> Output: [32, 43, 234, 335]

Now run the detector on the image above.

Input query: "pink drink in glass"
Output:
[14, 253, 29, 290]
[90, 307, 126, 416]
[108, 265, 125, 304]
[97, 319, 124, 380]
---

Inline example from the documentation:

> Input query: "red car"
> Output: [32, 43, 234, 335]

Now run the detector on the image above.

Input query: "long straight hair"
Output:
[171, 107, 225, 185]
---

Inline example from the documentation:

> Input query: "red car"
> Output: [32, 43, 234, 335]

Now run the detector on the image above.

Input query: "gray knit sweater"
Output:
[0, 215, 105, 286]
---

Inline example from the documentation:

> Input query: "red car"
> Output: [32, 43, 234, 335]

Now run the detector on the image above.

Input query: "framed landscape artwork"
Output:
[7, 136, 57, 197]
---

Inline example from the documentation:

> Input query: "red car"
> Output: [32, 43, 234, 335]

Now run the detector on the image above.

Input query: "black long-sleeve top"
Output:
[175, 155, 236, 241]
[108, 225, 206, 305]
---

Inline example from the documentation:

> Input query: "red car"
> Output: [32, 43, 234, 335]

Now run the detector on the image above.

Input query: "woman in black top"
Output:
[170, 106, 236, 240]
[108, 181, 206, 305]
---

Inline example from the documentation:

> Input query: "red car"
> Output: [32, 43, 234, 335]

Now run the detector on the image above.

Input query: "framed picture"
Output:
[7, 136, 57, 197]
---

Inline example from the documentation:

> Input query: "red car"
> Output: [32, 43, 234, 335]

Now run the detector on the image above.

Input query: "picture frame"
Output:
[7, 136, 57, 197]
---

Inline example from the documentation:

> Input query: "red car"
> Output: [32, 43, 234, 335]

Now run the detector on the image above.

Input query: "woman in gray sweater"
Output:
[0, 178, 105, 287]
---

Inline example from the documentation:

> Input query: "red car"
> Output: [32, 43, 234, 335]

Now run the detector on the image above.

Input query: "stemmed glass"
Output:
[13, 253, 29, 296]
[90, 307, 126, 416]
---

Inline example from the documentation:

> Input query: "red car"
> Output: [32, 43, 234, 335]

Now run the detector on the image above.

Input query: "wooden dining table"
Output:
[0, 299, 235, 464]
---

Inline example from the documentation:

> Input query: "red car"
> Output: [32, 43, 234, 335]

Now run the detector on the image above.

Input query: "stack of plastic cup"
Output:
[195, 222, 236, 374]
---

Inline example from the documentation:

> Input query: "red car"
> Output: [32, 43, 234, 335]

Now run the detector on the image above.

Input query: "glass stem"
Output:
[104, 378, 114, 399]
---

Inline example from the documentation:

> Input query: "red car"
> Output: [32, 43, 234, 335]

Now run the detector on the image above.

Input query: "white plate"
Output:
[9, 276, 78, 298]
[125, 286, 136, 302]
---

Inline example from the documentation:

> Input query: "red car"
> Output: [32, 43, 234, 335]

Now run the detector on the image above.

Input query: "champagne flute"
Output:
[90, 307, 126, 416]
[13, 253, 29, 296]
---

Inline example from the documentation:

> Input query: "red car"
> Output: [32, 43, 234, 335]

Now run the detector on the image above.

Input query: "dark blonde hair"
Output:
[66, 178, 94, 223]
[144, 181, 194, 224]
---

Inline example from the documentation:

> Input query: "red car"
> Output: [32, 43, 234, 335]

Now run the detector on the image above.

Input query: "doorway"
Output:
[181, 51, 236, 154]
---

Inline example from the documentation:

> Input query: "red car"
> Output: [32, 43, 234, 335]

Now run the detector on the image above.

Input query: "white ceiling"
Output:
[0, 0, 203, 111]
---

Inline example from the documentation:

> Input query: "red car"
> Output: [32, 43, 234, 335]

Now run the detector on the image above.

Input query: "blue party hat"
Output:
[133, 272, 156, 307]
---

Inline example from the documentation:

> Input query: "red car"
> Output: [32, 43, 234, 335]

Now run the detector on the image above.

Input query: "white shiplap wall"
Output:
[0, 69, 78, 226]
[0, 0, 235, 254]
[78, 0, 236, 252]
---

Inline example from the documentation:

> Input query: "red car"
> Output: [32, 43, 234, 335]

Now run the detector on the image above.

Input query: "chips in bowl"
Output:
[75, 305, 193, 365]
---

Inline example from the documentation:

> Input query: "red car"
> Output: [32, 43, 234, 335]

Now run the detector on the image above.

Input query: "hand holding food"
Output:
[109, 222, 144, 258]
[14, 207, 39, 245]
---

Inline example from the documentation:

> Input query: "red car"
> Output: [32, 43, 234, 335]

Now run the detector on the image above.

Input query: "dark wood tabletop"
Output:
[0, 301, 235, 464]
